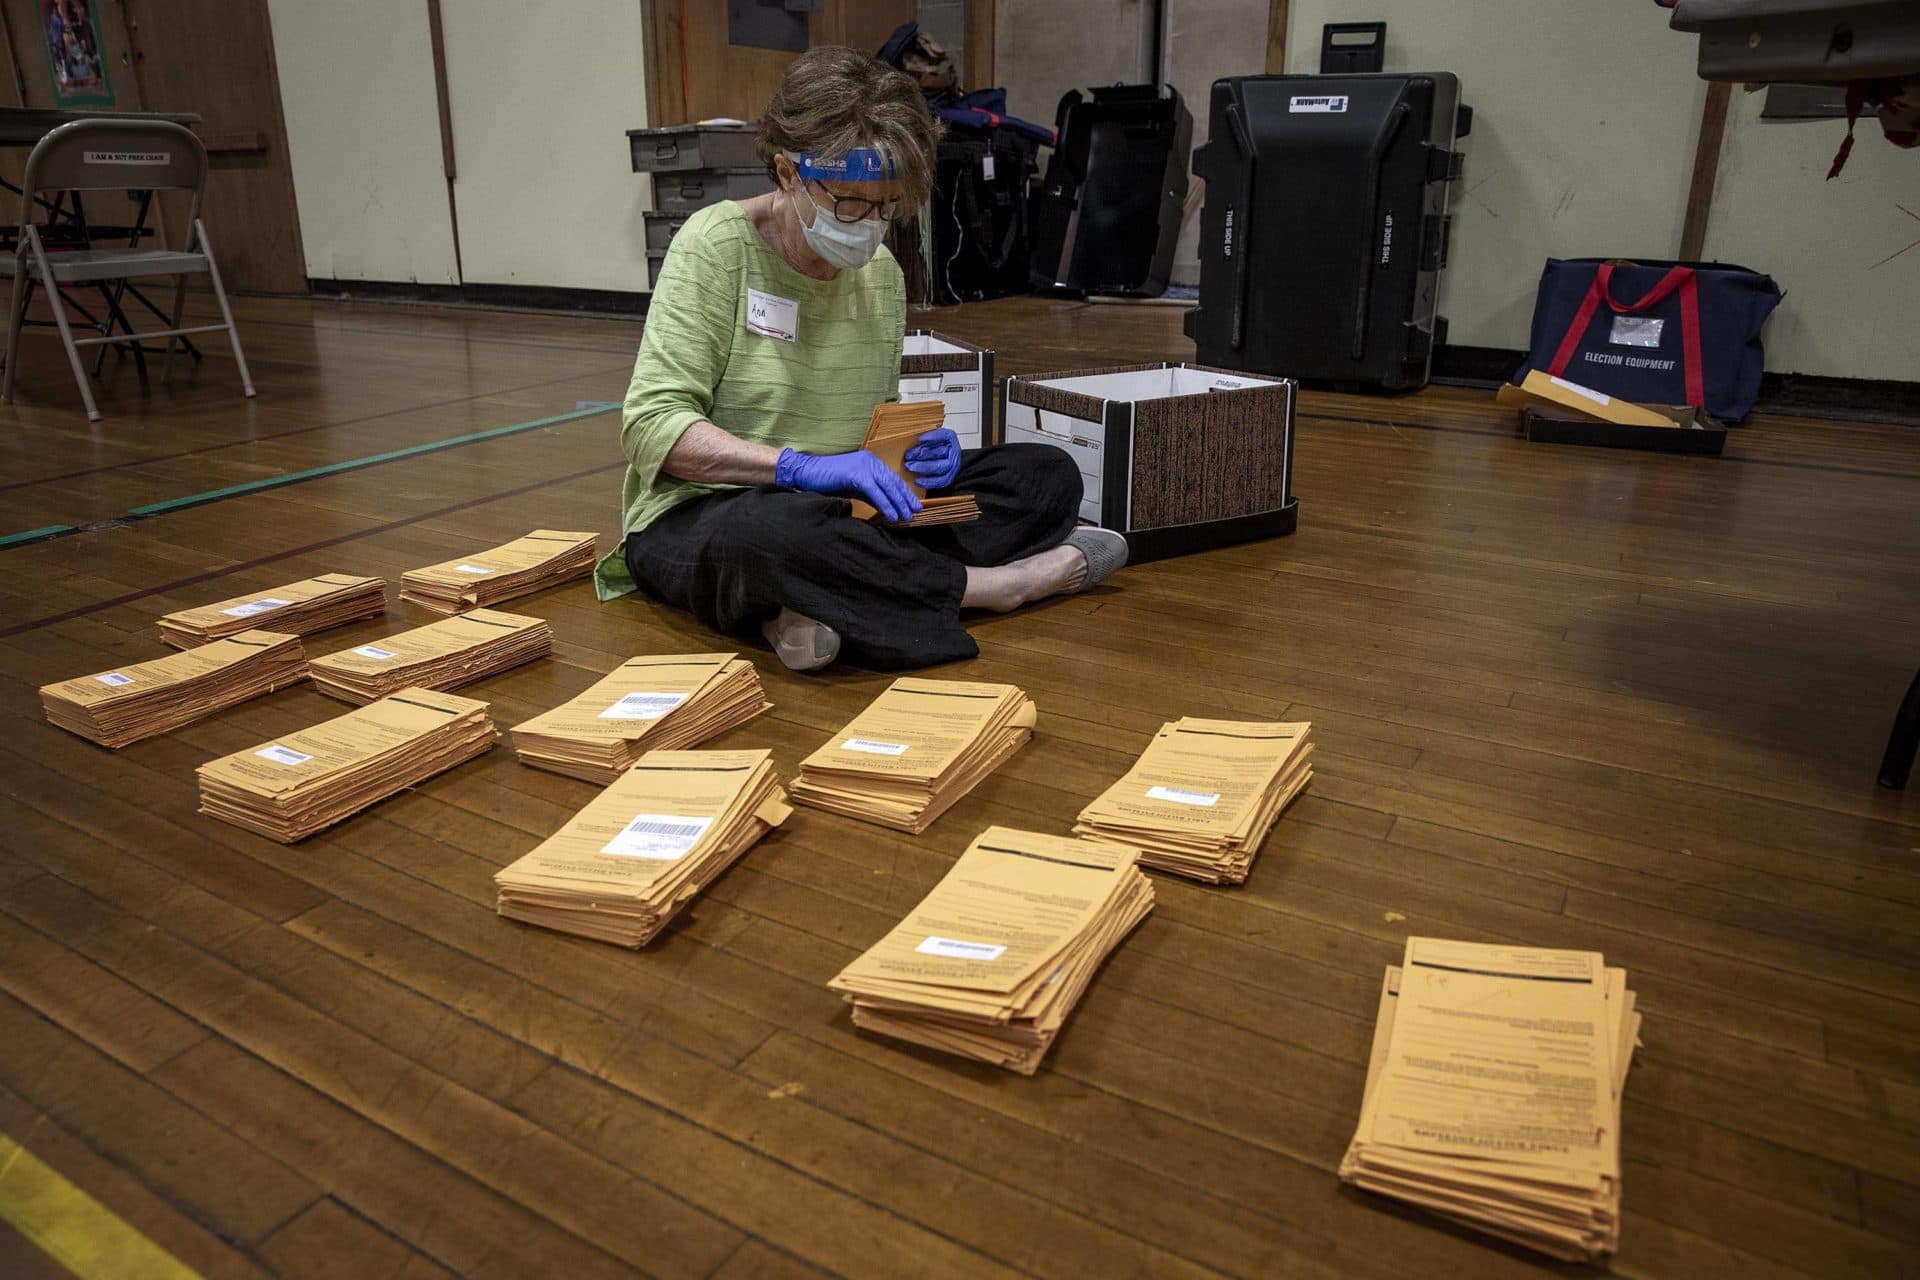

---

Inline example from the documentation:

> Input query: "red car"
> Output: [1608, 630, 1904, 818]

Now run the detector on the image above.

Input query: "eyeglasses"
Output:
[805, 179, 903, 225]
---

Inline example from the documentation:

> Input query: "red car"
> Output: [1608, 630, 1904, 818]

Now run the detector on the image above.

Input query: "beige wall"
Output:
[267, 0, 460, 284]
[439, 0, 651, 292]
[1284, 0, 1707, 354]
[995, 0, 1152, 132]
[1706, 93, 1917, 381]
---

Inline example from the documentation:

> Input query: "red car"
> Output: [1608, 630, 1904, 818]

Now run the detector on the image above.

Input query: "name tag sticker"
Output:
[746, 287, 799, 343]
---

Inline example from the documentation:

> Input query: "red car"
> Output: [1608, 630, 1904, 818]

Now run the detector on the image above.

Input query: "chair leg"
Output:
[160, 273, 189, 384]
[2, 259, 28, 405]
[1879, 667, 1920, 791]
[26, 226, 98, 421]
[194, 220, 254, 399]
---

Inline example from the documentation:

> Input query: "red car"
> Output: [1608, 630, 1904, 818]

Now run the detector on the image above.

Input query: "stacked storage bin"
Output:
[627, 124, 772, 287]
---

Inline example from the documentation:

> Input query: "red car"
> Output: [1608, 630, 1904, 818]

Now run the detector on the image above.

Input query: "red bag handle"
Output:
[1546, 264, 1704, 408]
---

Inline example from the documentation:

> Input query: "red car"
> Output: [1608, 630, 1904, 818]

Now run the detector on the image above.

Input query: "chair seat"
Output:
[0, 248, 211, 283]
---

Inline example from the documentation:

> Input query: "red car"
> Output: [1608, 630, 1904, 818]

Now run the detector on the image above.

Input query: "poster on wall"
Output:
[39, 0, 115, 107]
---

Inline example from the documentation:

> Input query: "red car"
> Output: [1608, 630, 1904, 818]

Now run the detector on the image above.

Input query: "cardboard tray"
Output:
[1523, 406, 1726, 455]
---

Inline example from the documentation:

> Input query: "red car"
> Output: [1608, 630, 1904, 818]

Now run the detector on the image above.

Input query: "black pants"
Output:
[624, 443, 1082, 669]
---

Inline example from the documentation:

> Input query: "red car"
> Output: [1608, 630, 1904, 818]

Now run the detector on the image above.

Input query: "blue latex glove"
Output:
[903, 427, 963, 491]
[776, 446, 923, 524]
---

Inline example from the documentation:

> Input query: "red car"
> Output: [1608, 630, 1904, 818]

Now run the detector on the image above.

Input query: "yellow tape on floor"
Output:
[0, 1134, 201, 1280]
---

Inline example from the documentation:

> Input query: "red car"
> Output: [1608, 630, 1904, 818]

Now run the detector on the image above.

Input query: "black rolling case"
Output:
[1030, 84, 1192, 297]
[1185, 73, 1468, 389]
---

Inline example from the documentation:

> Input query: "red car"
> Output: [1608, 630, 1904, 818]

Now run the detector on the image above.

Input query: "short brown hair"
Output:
[757, 46, 942, 209]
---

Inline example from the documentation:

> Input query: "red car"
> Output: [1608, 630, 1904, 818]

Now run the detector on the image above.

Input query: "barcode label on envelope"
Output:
[1146, 785, 1221, 807]
[601, 814, 712, 860]
[598, 692, 688, 721]
[219, 597, 292, 617]
[843, 738, 910, 756]
[916, 936, 1007, 961]
[256, 744, 313, 766]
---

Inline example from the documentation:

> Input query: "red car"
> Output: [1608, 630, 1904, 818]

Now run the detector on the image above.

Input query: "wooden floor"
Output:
[0, 293, 1917, 1280]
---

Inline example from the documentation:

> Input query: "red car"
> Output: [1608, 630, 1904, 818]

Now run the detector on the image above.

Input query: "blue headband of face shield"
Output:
[793, 147, 895, 183]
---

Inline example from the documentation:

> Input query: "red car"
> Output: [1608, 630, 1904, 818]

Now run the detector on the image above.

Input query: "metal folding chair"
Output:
[0, 119, 254, 421]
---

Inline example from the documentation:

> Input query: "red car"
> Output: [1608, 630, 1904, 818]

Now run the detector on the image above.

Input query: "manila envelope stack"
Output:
[791, 677, 1034, 832]
[197, 687, 497, 842]
[156, 574, 386, 648]
[510, 653, 771, 784]
[827, 826, 1154, 1074]
[399, 530, 597, 614]
[494, 748, 790, 947]
[847, 401, 981, 527]
[1340, 937, 1642, 1262]
[40, 631, 308, 748]
[308, 608, 550, 704]
[1074, 718, 1314, 884]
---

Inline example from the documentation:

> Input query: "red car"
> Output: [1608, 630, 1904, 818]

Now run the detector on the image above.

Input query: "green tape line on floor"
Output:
[0, 524, 79, 549]
[126, 402, 617, 517]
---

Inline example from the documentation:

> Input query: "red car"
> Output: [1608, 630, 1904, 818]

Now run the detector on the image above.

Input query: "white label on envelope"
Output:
[95, 672, 135, 687]
[256, 744, 313, 766]
[598, 692, 688, 721]
[916, 936, 1007, 961]
[453, 564, 494, 575]
[1147, 785, 1221, 807]
[746, 287, 798, 342]
[601, 813, 712, 860]
[1549, 375, 1611, 406]
[352, 644, 398, 660]
[843, 738, 909, 756]
[219, 597, 292, 618]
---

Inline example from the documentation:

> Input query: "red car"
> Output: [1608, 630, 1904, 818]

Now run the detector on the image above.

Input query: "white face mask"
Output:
[790, 183, 887, 270]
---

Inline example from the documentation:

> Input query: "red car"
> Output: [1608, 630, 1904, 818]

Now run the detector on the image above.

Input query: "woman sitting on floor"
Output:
[594, 45, 1125, 671]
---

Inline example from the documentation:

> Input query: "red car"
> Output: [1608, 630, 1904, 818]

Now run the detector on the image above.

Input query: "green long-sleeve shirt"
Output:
[594, 201, 906, 600]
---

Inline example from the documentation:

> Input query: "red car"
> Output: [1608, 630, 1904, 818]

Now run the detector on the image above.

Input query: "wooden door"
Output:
[118, 0, 306, 293]
[642, 0, 915, 127]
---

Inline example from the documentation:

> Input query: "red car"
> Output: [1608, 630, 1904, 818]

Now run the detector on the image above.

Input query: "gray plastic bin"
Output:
[627, 124, 760, 173]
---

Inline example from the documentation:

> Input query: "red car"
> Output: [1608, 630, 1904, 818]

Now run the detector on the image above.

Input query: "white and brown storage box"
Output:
[898, 330, 995, 449]
[1000, 362, 1297, 560]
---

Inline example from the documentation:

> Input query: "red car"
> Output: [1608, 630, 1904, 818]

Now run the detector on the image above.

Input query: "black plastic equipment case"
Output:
[1185, 73, 1469, 390]
[1030, 84, 1192, 298]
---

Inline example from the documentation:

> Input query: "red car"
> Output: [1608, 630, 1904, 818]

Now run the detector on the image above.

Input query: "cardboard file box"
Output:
[1000, 363, 1297, 561]
[898, 331, 996, 450]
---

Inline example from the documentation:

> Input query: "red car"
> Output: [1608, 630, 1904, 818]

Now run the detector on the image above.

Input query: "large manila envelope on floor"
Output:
[197, 687, 497, 842]
[156, 574, 386, 648]
[1073, 718, 1313, 884]
[494, 748, 790, 947]
[846, 401, 981, 528]
[399, 530, 598, 614]
[510, 653, 772, 784]
[791, 678, 1035, 833]
[40, 631, 308, 748]
[308, 608, 550, 704]
[1340, 937, 1642, 1263]
[827, 827, 1154, 1074]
